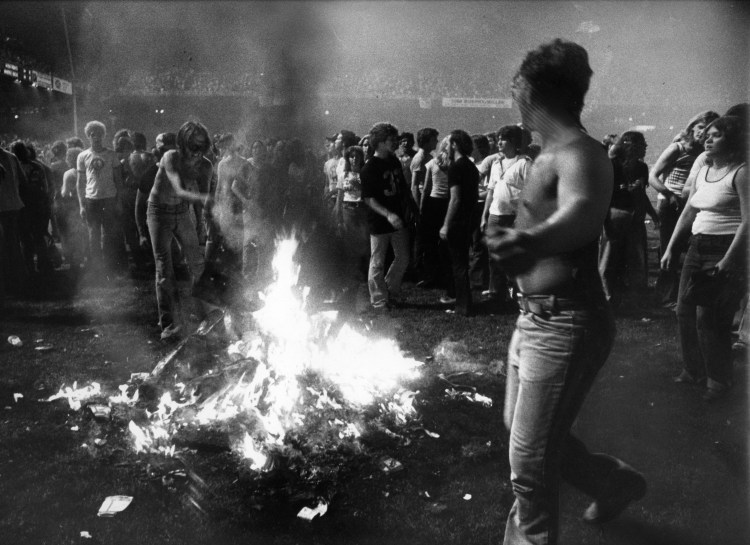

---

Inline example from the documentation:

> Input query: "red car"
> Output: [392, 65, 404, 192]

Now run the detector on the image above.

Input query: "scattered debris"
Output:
[88, 405, 111, 420]
[80, 531, 92, 539]
[70, 426, 79, 431]
[422, 428, 440, 438]
[378, 456, 404, 473]
[35, 345, 54, 352]
[7, 335, 22, 347]
[297, 499, 328, 521]
[97, 495, 133, 517]
[445, 388, 493, 407]
[463, 494, 472, 500]
[426, 502, 448, 514]
[13, 393, 23, 403]
[46, 382, 102, 411]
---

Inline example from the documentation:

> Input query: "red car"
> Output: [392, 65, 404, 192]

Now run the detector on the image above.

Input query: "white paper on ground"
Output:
[97, 495, 133, 517]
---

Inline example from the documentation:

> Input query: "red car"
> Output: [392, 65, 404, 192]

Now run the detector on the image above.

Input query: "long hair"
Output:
[435, 136, 451, 170]
[677, 110, 720, 150]
[705, 116, 747, 165]
[177, 121, 211, 157]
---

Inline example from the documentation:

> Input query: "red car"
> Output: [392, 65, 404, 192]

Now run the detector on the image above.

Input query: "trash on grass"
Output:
[80, 531, 92, 539]
[46, 382, 102, 411]
[297, 500, 328, 521]
[463, 494, 472, 500]
[378, 456, 404, 473]
[97, 495, 133, 517]
[445, 388, 493, 407]
[89, 404, 111, 419]
[7, 335, 22, 347]
[13, 393, 23, 403]
[423, 428, 440, 438]
[70, 426, 79, 431]
[35, 345, 54, 352]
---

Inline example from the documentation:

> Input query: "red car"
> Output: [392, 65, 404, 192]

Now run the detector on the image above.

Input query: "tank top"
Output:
[664, 143, 699, 196]
[690, 163, 745, 236]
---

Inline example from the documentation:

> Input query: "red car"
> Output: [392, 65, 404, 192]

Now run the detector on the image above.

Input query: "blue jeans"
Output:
[676, 234, 745, 388]
[487, 214, 516, 298]
[84, 197, 124, 272]
[147, 201, 204, 330]
[368, 227, 410, 307]
[504, 293, 625, 545]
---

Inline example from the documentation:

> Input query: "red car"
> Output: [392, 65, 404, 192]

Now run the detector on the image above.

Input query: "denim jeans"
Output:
[418, 197, 449, 286]
[368, 227, 410, 307]
[439, 222, 473, 315]
[487, 214, 516, 298]
[469, 200, 489, 290]
[656, 197, 684, 304]
[598, 207, 634, 303]
[504, 293, 624, 545]
[147, 201, 204, 330]
[84, 197, 123, 272]
[676, 234, 745, 388]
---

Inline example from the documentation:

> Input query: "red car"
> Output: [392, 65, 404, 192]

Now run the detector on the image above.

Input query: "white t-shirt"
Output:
[690, 163, 744, 236]
[77, 147, 119, 200]
[489, 156, 529, 216]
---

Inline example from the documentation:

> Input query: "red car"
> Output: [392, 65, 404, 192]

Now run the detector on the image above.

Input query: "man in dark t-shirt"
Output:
[439, 130, 479, 316]
[360, 122, 413, 310]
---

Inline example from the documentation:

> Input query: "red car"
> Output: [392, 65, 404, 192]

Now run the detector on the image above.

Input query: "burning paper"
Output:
[47, 382, 102, 411]
[97, 495, 133, 517]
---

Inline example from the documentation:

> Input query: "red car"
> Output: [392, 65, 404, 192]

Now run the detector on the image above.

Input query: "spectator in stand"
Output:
[127, 132, 155, 272]
[609, 131, 659, 301]
[480, 125, 529, 307]
[411, 127, 439, 284]
[395, 132, 416, 186]
[48, 140, 68, 241]
[361, 122, 413, 311]
[11, 141, 53, 277]
[649, 110, 719, 309]
[469, 133, 491, 291]
[59, 147, 87, 271]
[334, 145, 370, 309]
[147, 121, 213, 341]
[419, 136, 451, 291]
[232, 139, 277, 286]
[439, 130, 479, 316]
[322, 135, 340, 223]
[662, 115, 747, 401]
[0, 145, 28, 294]
[77, 121, 124, 276]
[66, 137, 85, 151]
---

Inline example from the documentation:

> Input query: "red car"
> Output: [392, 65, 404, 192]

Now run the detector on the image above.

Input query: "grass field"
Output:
[0, 249, 747, 545]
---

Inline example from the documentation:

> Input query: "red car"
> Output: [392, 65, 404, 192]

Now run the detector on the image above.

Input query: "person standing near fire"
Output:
[146, 121, 213, 341]
[486, 39, 646, 545]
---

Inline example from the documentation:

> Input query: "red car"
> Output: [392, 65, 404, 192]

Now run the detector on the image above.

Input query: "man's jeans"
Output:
[147, 202, 204, 330]
[676, 234, 745, 388]
[504, 294, 623, 545]
[368, 227, 409, 307]
[656, 197, 684, 304]
[84, 197, 122, 272]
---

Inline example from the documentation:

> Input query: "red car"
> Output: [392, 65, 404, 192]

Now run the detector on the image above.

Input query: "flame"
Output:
[109, 234, 423, 467]
[46, 381, 102, 410]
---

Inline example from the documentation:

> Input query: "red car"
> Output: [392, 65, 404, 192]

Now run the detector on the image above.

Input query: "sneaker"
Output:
[673, 370, 700, 384]
[583, 460, 647, 524]
[439, 296, 457, 304]
[160, 324, 182, 341]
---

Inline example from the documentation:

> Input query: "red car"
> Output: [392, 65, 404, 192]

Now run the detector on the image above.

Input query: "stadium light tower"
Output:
[61, 6, 78, 136]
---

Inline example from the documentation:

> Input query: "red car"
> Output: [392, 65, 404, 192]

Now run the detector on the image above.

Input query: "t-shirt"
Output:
[425, 158, 450, 199]
[360, 154, 407, 235]
[324, 157, 339, 194]
[488, 155, 523, 216]
[410, 149, 432, 190]
[77, 147, 119, 200]
[446, 156, 479, 227]
[690, 163, 745, 236]
[337, 171, 363, 203]
[489, 156, 530, 216]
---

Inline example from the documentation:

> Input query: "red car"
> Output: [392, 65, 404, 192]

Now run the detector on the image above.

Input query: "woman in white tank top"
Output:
[661, 116, 748, 401]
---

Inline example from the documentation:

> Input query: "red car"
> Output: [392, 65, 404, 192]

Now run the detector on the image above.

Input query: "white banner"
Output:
[442, 97, 512, 109]
[34, 71, 53, 88]
[53, 77, 73, 94]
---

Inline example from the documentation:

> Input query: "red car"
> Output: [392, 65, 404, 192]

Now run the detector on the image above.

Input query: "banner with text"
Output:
[442, 97, 512, 109]
[53, 77, 73, 94]
[34, 71, 53, 89]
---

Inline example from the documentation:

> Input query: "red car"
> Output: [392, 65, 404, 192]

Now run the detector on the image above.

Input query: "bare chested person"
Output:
[486, 39, 646, 545]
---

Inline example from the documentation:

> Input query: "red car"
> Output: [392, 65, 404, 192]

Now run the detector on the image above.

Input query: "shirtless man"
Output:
[486, 39, 646, 545]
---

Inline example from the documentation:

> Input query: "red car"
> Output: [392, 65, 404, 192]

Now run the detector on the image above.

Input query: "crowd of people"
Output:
[0, 37, 746, 545]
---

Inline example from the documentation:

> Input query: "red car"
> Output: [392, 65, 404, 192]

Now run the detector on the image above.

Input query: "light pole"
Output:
[61, 6, 78, 137]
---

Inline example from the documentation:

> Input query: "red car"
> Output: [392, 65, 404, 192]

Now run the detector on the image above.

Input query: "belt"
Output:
[343, 201, 364, 209]
[516, 293, 601, 316]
